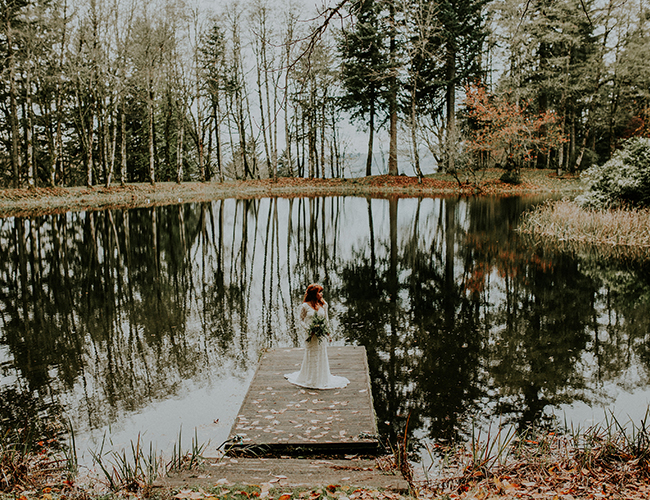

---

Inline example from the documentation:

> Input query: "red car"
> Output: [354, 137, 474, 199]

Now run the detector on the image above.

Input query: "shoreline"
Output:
[0, 170, 582, 218]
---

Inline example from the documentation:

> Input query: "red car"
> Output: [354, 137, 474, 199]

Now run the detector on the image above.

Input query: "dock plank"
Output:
[227, 346, 380, 456]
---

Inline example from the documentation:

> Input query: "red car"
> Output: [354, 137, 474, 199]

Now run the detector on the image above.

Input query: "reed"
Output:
[426, 410, 650, 499]
[89, 432, 161, 493]
[168, 427, 207, 472]
[467, 421, 517, 477]
[518, 200, 650, 258]
[63, 420, 78, 478]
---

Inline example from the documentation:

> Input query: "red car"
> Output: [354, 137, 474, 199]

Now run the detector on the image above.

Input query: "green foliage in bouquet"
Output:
[307, 315, 331, 343]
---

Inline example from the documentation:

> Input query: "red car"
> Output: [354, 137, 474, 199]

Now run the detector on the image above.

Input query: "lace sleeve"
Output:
[298, 303, 309, 330]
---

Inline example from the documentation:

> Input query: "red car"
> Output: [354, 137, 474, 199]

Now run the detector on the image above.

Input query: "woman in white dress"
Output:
[284, 284, 350, 389]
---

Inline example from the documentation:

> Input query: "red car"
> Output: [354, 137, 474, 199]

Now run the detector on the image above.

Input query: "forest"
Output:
[1, 0, 649, 188]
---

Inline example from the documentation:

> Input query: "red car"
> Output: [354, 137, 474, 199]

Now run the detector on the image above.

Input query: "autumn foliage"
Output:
[463, 83, 567, 171]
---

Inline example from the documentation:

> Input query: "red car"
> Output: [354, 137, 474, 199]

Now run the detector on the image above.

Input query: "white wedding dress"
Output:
[284, 301, 350, 390]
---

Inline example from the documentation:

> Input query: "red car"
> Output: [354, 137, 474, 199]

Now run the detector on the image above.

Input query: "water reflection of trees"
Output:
[0, 197, 345, 435]
[0, 196, 649, 446]
[336, 196, 650, 445]
[338, 198, 483, 444]
[0, 204, 254, 432]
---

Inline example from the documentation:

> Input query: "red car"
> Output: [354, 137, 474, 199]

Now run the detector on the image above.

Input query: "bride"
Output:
[284, 284, 350, 390]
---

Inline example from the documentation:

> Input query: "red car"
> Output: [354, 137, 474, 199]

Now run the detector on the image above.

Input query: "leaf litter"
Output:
[416, 419, 650, 499]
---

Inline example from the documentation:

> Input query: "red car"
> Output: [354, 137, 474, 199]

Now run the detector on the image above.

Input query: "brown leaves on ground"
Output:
[418, 430, 650, 499]
[0, 169, 583, 218]
[171, 484, 408, 500]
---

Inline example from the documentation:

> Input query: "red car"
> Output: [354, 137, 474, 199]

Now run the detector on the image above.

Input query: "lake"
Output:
[1, 195, 649, 467]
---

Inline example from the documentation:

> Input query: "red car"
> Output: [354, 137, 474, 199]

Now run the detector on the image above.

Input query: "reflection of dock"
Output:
[226, 346, 380, 456]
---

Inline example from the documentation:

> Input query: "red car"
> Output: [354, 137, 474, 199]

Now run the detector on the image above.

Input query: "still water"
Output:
[1, 195, 649, 464]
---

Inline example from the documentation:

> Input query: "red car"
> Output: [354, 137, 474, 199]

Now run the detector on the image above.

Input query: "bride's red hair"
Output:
[303, 283, 325, 309]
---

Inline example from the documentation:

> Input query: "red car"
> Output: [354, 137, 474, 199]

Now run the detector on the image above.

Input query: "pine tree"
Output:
[338, 0, 390, 176]
[420, 0, 488, 172]
[200, 21, 228, 181]
[496, 0, 600, 171]
[1, 0, 30, 186]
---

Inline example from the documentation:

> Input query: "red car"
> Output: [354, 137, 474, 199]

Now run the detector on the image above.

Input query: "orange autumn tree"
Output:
[462, 83, 566, 176]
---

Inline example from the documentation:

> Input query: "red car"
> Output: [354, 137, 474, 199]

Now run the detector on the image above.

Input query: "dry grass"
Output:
[0, 170, 582, 218]
[518, 200, 650, 260]
[418, 413, 650, 499]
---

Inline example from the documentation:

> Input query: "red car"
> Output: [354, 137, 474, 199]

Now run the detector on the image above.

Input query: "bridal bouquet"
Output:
[307, 315, 331, 343]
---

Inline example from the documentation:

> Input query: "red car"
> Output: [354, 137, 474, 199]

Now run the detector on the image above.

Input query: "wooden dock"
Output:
[226, 346, 381, 456]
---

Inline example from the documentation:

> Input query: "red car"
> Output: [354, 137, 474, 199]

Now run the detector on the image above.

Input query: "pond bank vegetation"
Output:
[419, 411, 650, 499]
[518, 200, 650, 261]
[4, 411, 650, 500]
[0, 169, 582, 218]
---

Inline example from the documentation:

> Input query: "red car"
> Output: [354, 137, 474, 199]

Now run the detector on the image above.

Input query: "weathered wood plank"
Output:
[159, 457, 408, 491]
[226, 346, 381, 456]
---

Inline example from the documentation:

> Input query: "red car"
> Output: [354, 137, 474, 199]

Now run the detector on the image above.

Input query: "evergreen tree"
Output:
[338, 0, 390, 176]
[496, 0, 599, 171]
[1, 0, 30, 186]
[200, 21, 228, 182]
[604, 6, 650, 149]
[409, 0, 487, 169]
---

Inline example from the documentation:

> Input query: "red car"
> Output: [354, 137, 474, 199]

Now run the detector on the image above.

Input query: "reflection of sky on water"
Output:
[560, 386, 650, 429]
[1, 195, 649, 466]
[73, 373, 250, 467]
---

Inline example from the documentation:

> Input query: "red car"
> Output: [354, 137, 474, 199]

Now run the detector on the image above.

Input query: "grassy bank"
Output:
[518, 199, 650, 260]
[0, 169, 582, 218]
[4, 412, 650, 500]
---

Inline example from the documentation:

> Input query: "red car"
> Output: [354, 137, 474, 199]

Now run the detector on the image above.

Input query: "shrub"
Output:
[499, 170, 522, 185]
[576, 137, 650, 208]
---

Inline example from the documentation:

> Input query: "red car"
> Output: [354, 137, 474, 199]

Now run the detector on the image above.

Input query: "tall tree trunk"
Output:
[320, 91, 326, 179]
[366, 101, 375, 176]
[24, 72, 35, 187]
[98, 98, 107, 185]
[42, 100, 57, 185]
[120, 107, 127, 185]
[388, 2, 398, 176]
[569, 112, 576, 172]
[332, 113, 340, 177]
[148, 85, 156, 185]
[256, 47, 271, 178]
[213, 98, 223, 181]
[536, 42, 549, 169]
[7, 15, 22, 187]
[52, 0, 68, 186]
[106, 107, 117, 187]
[388, 104, 398, 175]
[267, 35, 278, 180]
[244, 70, 257, 179]
[410, 82, 423, 182]
[445, 45, 456, 173]
[86, 109, 94, 187]
[299, 111, 305, 177]
[284, 31, 293, 177]
[164, 92, 172, 172]
[387, 0, 398, 176]
[176, 113, 184, 183]
[239, 105, 251, 179]
[56, 112, 63, 184]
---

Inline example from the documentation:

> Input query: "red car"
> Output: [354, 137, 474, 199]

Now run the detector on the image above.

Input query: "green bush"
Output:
[499, 170, 522, 185]
[577, 137, 650, 208]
